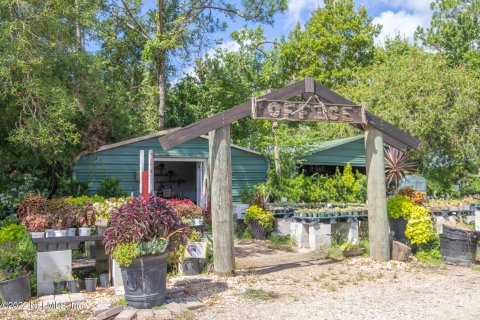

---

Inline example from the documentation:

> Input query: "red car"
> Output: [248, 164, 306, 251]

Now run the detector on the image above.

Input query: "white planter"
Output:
[45, 229, 55, 238]
[78, 227, 92, 236]
[189, 218, 204, 226]
[54, 230, 67, 237]
[67, 228, 77, 237]
[30, 232, 45, 239]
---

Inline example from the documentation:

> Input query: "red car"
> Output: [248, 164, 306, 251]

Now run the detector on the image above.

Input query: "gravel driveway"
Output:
[195, 240, 480, 320]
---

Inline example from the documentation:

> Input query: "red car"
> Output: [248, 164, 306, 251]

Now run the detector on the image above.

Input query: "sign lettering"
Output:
[253, 99, 365, 123]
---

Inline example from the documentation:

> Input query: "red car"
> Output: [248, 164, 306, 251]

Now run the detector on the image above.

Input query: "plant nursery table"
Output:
[32, 235, 104, 252]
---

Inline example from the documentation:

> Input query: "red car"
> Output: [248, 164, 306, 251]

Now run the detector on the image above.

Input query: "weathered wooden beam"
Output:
[160, 79, 309, 151]
[209, 125, 235, 276]
[365, 125, 390, 262]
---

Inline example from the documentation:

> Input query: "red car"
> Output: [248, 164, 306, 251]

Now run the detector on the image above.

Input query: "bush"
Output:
[0, 224, 28, 244]
[387, 195, 412, 219]
[98, 177, 126, 198]
[0, 215, 19, 230]
[244, 205, 274, 232]
[167, 199, 204, 221]
[0, 234, 36, 281]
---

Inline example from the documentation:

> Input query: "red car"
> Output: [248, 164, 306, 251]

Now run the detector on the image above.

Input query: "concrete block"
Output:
[112, 259, 123, 287]
[294, 222, 309, 248]
[115, 309, 137, 320]
[347, 222, 359, 243]
[308, 224, 331, 249]
[274, 218, 292, 236]
[136, 309, 155, 320]
[435, 216, 447, 234]
[36, 250, 72, 296]
[153, 309, 173, 319]
[96, 306, 124, 320]
[69, 293, 86, 303]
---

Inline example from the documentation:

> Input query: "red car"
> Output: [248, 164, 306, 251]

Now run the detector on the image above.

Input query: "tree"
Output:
[279, 0, 381, 87]
[415, 0, 480, 68]
[102, 0, 287, 129]
[337, 38, 480, 190]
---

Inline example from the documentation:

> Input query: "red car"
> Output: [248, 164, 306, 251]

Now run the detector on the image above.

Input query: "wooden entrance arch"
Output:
[160, 78, 419, 276]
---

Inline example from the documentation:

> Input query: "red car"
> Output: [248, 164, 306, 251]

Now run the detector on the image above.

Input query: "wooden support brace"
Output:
[209, 125, 235, 276]
[365, 125, 390, 261]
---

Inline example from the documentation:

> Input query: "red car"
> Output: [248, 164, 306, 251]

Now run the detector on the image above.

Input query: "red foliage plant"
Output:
[167, 198, 204, 219]
[103, 196, 188, 254]
[17, 195, 47, 220]
[23, 215, 48, 232]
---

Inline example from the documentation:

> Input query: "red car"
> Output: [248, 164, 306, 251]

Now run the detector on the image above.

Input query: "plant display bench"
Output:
[32, 236, 105, 295]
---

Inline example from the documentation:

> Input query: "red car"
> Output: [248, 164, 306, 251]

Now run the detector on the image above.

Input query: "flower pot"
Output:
[67, 228, 77, 237]
[247, 219, 267, 240]
[388, 217, 408, 245]
[0, 275, 31, 303]
[97, 227, 106, 237]
[67, 280, 80, 293]
[53, 280, 66, 294]
[45, 229, 55, 238]
[180, 259, 201, 276]
[79, 227, 92, 236]
[54, 230, 67, 237]
[30, 231, 45, 239]
[99, 273, 110, 287]
[121, 253, 168, 309]
[84, 278, 97, 292]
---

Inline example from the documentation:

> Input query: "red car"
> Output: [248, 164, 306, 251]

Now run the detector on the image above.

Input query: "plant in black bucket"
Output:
[103, 196, 188, 309]
[244, 205, 274, 240]
[0, 234, 36, 303]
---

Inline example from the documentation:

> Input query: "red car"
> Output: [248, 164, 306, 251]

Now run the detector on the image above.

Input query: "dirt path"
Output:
[194, 240, 480, 320]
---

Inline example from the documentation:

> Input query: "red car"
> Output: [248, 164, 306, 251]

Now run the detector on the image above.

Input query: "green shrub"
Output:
[387, 195, 412, 219]
[244, 205, 274, 232]
[98, 177, 126, 198]
[0, 215, 20, 230]
[0, 224, 28, 244]
[111, 242, 139, 267]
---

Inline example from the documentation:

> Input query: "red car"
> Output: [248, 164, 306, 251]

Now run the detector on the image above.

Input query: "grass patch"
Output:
[266, 235, 296, 252]
[415, 248, 442, 264]
[324, 283, 337, 291]
[113, 297, 128, 307]
[243, 288, 277, 300]
[152, 305, 166, 310]
[326, 244, 345, 261]
[178, 310, 196, 320]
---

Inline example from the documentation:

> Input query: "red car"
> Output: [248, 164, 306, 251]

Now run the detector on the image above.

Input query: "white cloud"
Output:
[373, 9, 432, 45]
[287, 0, 322, 26]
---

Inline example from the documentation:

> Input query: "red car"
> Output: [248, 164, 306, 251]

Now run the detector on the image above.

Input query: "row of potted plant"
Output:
[424, 197, 478, 212]
[294, 207, 368, 218]
[268, 202, 366, 209]
[52, 272, 110, 294]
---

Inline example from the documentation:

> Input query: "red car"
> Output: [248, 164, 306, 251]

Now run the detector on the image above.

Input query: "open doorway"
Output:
[153, 158, 206, 206]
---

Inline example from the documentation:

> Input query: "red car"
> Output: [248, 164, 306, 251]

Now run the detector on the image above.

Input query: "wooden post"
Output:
[209, 125, 235, 276]
[365, 125, 390, 261]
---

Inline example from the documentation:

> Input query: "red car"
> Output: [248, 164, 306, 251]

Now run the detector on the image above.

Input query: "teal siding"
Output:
[303, 136, 366, 167]
[73, 136, 268, 202]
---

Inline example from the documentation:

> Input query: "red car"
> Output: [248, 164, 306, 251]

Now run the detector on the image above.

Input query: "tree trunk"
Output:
[272, 121, 281, 174]
[75, 0, 84, 51]
[209, 126, 235, 276]
[365, 125, 390, 262]
[157, 0, 166, 129]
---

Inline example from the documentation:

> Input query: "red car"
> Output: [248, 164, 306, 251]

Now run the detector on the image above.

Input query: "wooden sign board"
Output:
[252, 99, 365, 123]
[184, 242, 208, 259]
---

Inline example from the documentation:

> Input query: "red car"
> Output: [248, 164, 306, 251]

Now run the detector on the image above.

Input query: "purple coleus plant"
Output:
[103, 196, 188, 254]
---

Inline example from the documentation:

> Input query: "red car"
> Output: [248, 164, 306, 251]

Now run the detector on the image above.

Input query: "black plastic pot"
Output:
[182, 259, 201, 275]
[388, 217, 408, 244]
[248, 219, 267, 240]
[442, 225, 477, 241]
[0, 275, 31, 303]
[121, 253, 168, 309]
[84, 278, 97, 292]
[99, 273, 110, 287]
[440, 235, 477, 266]
[53, 280, 66, 294]
[67, 280, 80, 293]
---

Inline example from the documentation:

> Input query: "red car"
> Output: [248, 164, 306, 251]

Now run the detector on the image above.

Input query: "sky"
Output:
[212, 0, 434, 49]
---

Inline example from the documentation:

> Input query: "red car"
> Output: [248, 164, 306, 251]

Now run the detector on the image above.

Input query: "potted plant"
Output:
[77, 203, 95, 236]
[387, 196, 411, 244]
[103, 196, 187, 308]
[178, 229, 203, 275]
[24, 214, 48, 238]
[244, 205, 274, 240]
[0, 234, 35, 303]
[84, 275, 97, 292]
[167, 199, 205, 226]
[53, 274, 67, 294]
[66, 274, 80, 293]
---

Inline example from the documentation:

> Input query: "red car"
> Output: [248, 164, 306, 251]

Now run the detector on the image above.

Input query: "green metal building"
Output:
[73, 129, 269, 204]
[300, 135, 367, 175]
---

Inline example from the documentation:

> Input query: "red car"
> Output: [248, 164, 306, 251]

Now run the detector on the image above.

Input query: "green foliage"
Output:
[244, 205, 274, 232]
[415, 235, 442, 263]
[0, 224, 28, 245]
[266, 235, 296, 251]
[0, 233, 36, 281]
[387, 196, 412, 219]
[0, 215, 20, 230]
[111, 242, 139, 267]
[66, 195, 105, 206]
[0, 173, 48, 214]
[279, 0, 380, 87]
[97, 177, 126, 198]
[54, 175, 90, 197]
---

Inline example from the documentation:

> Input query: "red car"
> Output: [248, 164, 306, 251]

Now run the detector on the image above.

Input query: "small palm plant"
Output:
[384, 147, 416, 192]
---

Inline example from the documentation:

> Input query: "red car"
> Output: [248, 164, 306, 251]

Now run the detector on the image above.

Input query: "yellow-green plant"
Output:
[244, 205, 274, 232]
[387, 195, 412, 219]
[405, 204, 435, 245]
